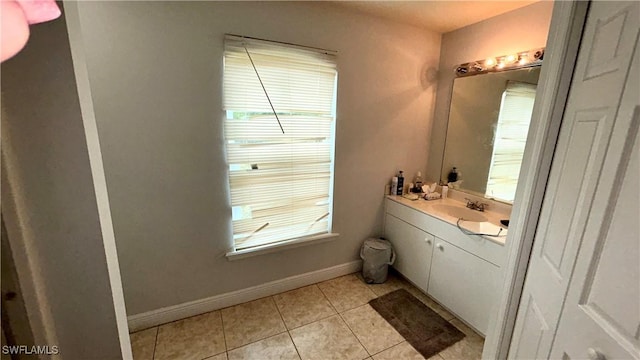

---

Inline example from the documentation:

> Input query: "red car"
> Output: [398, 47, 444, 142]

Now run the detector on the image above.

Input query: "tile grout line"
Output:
[367, 341, 409, 359]
[219, 309, 229, 355]
[317, 274, 378, 314]
[270, 295, 287, 333]
[271, 293, 288, 329]
[286, 312, 337, 332]
[316, 282, 340, 315]
[273, 283, 339, 330]
[225, 297, 289, 352]
[285, 331, 303, 360]
[152, 326, 159, 360]
[336, 307, 373, 358]
[267, 295, 289, 339]
[310, 276, 380, 359]
[320, 273, 407, 357]
[367, 344, 389, 359]
[272, 295, 303, 360]
[338, 303, 406, 359]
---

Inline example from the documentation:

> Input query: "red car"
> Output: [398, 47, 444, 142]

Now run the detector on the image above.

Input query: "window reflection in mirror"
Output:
[441, 66, 541, 203]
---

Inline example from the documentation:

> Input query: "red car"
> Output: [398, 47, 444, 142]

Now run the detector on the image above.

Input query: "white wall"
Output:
[74, 1, 441, 315]
[0, 10, 128, 357]
[427, 1, 554, 183]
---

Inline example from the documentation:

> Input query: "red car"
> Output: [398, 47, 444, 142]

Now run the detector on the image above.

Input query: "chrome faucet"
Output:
[465, 198, 488, 212]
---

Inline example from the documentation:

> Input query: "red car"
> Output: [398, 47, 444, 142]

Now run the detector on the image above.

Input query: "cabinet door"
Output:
[428, 238, 500, 335]
[384, 214, 434, 292]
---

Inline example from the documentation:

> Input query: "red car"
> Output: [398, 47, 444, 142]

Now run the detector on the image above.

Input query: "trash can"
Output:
[360, 238, 396, 284]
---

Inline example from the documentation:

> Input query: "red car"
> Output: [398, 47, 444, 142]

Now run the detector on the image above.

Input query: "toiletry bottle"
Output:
[397, 171, 404, 195]
[414, 171, 423, 192]
[391, 177, 398, 195]
[442, 184, 449, 199]
[447, 167, 458, 183]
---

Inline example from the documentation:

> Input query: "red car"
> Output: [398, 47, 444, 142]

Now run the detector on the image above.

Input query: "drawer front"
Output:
[386, 198, 505, 267]
[432, 221, 506, 267]
[386, 198, 427, 229]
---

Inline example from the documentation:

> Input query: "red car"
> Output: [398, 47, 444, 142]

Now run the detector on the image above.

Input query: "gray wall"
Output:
[74, 1, 441, 315]
[427, 1, 554, 184]
[1, 11, 125, 358]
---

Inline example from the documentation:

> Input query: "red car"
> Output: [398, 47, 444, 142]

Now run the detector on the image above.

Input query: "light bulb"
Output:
[506, 54, 516, 63]
[485, 58, 495, 66]
[497, 62, 505, 69]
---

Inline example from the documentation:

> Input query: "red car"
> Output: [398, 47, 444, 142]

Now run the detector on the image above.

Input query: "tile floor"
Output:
[130, 271, 484, 360]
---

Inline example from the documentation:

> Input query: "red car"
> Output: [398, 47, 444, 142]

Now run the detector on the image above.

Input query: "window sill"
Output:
[226, 233, 340, 261]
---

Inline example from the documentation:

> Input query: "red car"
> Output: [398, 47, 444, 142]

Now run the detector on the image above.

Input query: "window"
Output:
[223, 35, 338, 252]
[486, 81, 537, 202]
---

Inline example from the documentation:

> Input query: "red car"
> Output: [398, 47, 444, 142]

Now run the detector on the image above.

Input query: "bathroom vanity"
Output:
[383, 193, 509, 335]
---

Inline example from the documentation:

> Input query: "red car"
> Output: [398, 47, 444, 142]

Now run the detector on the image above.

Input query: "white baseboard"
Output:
[127, 260, 362, 332]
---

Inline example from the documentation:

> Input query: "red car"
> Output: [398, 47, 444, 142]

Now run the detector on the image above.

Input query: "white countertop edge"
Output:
[386, 195, 508, 246]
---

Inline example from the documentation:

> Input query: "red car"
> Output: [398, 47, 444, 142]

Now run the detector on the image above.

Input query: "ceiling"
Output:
[328, 1, 539, 33]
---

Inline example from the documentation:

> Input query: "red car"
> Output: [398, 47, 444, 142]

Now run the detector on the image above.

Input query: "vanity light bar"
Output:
[454, 48, 545, 77]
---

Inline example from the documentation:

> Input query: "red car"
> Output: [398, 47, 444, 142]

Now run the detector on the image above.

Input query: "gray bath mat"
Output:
[369, 289, 465, 359]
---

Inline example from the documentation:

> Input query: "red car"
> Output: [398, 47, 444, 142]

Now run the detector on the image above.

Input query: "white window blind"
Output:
[223, 35, 337, 251]
[486, 81, 537, 202]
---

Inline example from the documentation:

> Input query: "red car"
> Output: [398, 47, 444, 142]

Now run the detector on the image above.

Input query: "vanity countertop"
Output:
[386, 195, 509, 246]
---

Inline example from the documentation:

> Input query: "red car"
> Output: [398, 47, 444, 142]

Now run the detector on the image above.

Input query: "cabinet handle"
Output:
[436, 243, 444, 250]
[587, 348, 605, 360]
[425, 238, 432, 245]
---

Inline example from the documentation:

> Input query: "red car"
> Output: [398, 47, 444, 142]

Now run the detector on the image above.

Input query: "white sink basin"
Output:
[431, 204, 488, 222]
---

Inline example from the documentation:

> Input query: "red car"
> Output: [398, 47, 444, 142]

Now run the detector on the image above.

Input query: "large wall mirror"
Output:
[441, 65, 541, 203]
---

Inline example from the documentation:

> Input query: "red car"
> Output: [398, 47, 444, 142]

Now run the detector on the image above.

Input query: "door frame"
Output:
[483, 2, 591, 359]
[0, 2, 133, 357]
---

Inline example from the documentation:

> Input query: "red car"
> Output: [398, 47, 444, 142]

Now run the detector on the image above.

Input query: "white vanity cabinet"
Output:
[383, 214, 434, 292]
[428, 237, 500, 334]
[383, 197, 506, 335]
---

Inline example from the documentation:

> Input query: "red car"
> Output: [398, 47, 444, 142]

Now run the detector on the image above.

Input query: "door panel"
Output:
[550, 27, 640, 360]
[540, 109, 604, 275]
[512, 294, 548, 359]
[384, 214, 434, 292]
[428, 238, 500, 335]
[509, 1, 640, 358]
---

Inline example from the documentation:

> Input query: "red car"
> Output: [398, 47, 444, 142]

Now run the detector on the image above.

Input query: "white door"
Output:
[509, 1, 640, 358]
[549, 34, 640, 360]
